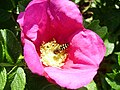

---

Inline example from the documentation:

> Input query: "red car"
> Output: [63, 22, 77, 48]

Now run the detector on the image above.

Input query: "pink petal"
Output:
[17, 12, 25, 44]
[62, 59, 97, 70]
[68, 29, 106, 66]
[24, 39, 44, 75]
[49, 0, 83, 24]
[45, 67, 97, 89]
[26, 24, 39, 41]
[48, 0, 84, 43]
[17, 0, 84, 45]
[22, 0, 49, 44]
[17, 12, 24, 29]
[44, 29, 106, 89]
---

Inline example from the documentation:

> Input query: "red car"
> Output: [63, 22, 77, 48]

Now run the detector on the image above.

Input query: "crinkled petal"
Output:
[44, 29, 106, 89]
[48, 0, 84, 43]
[62, 59, 97, 70]
[21, 0, 49, 44]
[26, 24, 39, 41]
[44, 67, 97, 89]
[17, 0, 84, 45]
[68, 29, 106, 66]
[24, 39, 44, 75]
[49, 0, 83, 24]
[26, 0, 47, 9]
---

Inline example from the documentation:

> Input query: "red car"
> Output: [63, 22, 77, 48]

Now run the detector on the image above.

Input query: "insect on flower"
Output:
[40, 40, 69, 68]
[54, 43, 69, 54]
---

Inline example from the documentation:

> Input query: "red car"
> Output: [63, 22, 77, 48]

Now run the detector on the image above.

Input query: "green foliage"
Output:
[104, 39, 114, 56]
[85, 20, 108, 39]
[0, 67, 7, 90]
[0, 42, 4, 62]
[0, 29, 22, 63]
[25, 70, 61, 90]
[85, 81, 97, 90]
[118, 53, 120, 66]
[0, 0, 120, 90]
[78, 81, 97, 90]
[0, 9, 11, 23]
[11, 67, 26, 90]
[106, 72, 120, 90]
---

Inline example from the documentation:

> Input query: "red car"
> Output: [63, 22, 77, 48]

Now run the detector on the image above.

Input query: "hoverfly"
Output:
[54, 43, 69, 54]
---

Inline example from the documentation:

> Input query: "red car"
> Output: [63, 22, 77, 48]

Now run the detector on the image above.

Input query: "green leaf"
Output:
[25, 70, 61, 90]
[95, 26, 107, 38]
[86, 20, 101, 30]
[18, 0, 31, 12]
[118, 56, 120, 66]
[0, 9, 11, 23]
[104, 39, 114, 56]
[0, 67, 7, 90]
[0, 42, 4, 62]
[41, 84, 62, 90]
[78, 81, 97, 90]
[117, 52, 120, 66]
[85, 81, 97, 90]
[11, 67, 26, 90]
[0, 0, 14, 10]
[106, 72, 120, 90]
[106, 78, 120, 90]
[72, 0, 81, 3]
[86, 20, 108, 38]
[115, 52, 120, 66]
[0, 18, 16, 30]
[3, 66, 18, 90]
[0, 29, 22, 63]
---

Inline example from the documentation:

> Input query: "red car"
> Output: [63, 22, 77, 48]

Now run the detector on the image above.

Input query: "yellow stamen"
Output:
[40, 40, 68, 68]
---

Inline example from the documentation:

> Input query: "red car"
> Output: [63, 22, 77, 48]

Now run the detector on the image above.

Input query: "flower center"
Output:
[40, 39, 69, 68]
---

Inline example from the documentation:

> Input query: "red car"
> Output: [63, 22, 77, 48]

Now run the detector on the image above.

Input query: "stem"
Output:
[7, 65, 17, 75]
[18, 55, 24, 60]
[0, 63, 14, 67]
[0, 62, 25, 67]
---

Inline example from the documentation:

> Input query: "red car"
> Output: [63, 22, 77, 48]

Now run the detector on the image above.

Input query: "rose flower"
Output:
[17, 0, 106, 89]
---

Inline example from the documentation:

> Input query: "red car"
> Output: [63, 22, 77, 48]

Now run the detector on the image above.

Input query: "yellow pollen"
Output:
[40, 40, 68, 68]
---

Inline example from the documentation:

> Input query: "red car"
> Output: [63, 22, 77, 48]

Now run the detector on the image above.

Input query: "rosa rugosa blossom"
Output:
[17, 0, 106, 89]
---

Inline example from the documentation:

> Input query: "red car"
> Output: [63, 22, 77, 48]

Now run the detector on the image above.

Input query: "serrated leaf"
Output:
[106, 76, 120, 90]
[0, 67, 7, 90]
[3, 66, 18, 90]
[86, 20, 107, 38]
[95, 26, 107, 38]
[104, 39, 114, 56]
[78, 81, 97, 90]
[11, 67, 26, 90]
[86, 20, 101, 30]
[0, 29, 22, 63]
[85, 81, 97, 90]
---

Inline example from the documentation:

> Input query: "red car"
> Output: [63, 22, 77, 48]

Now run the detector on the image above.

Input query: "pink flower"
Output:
[17, 0, 106, 89]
